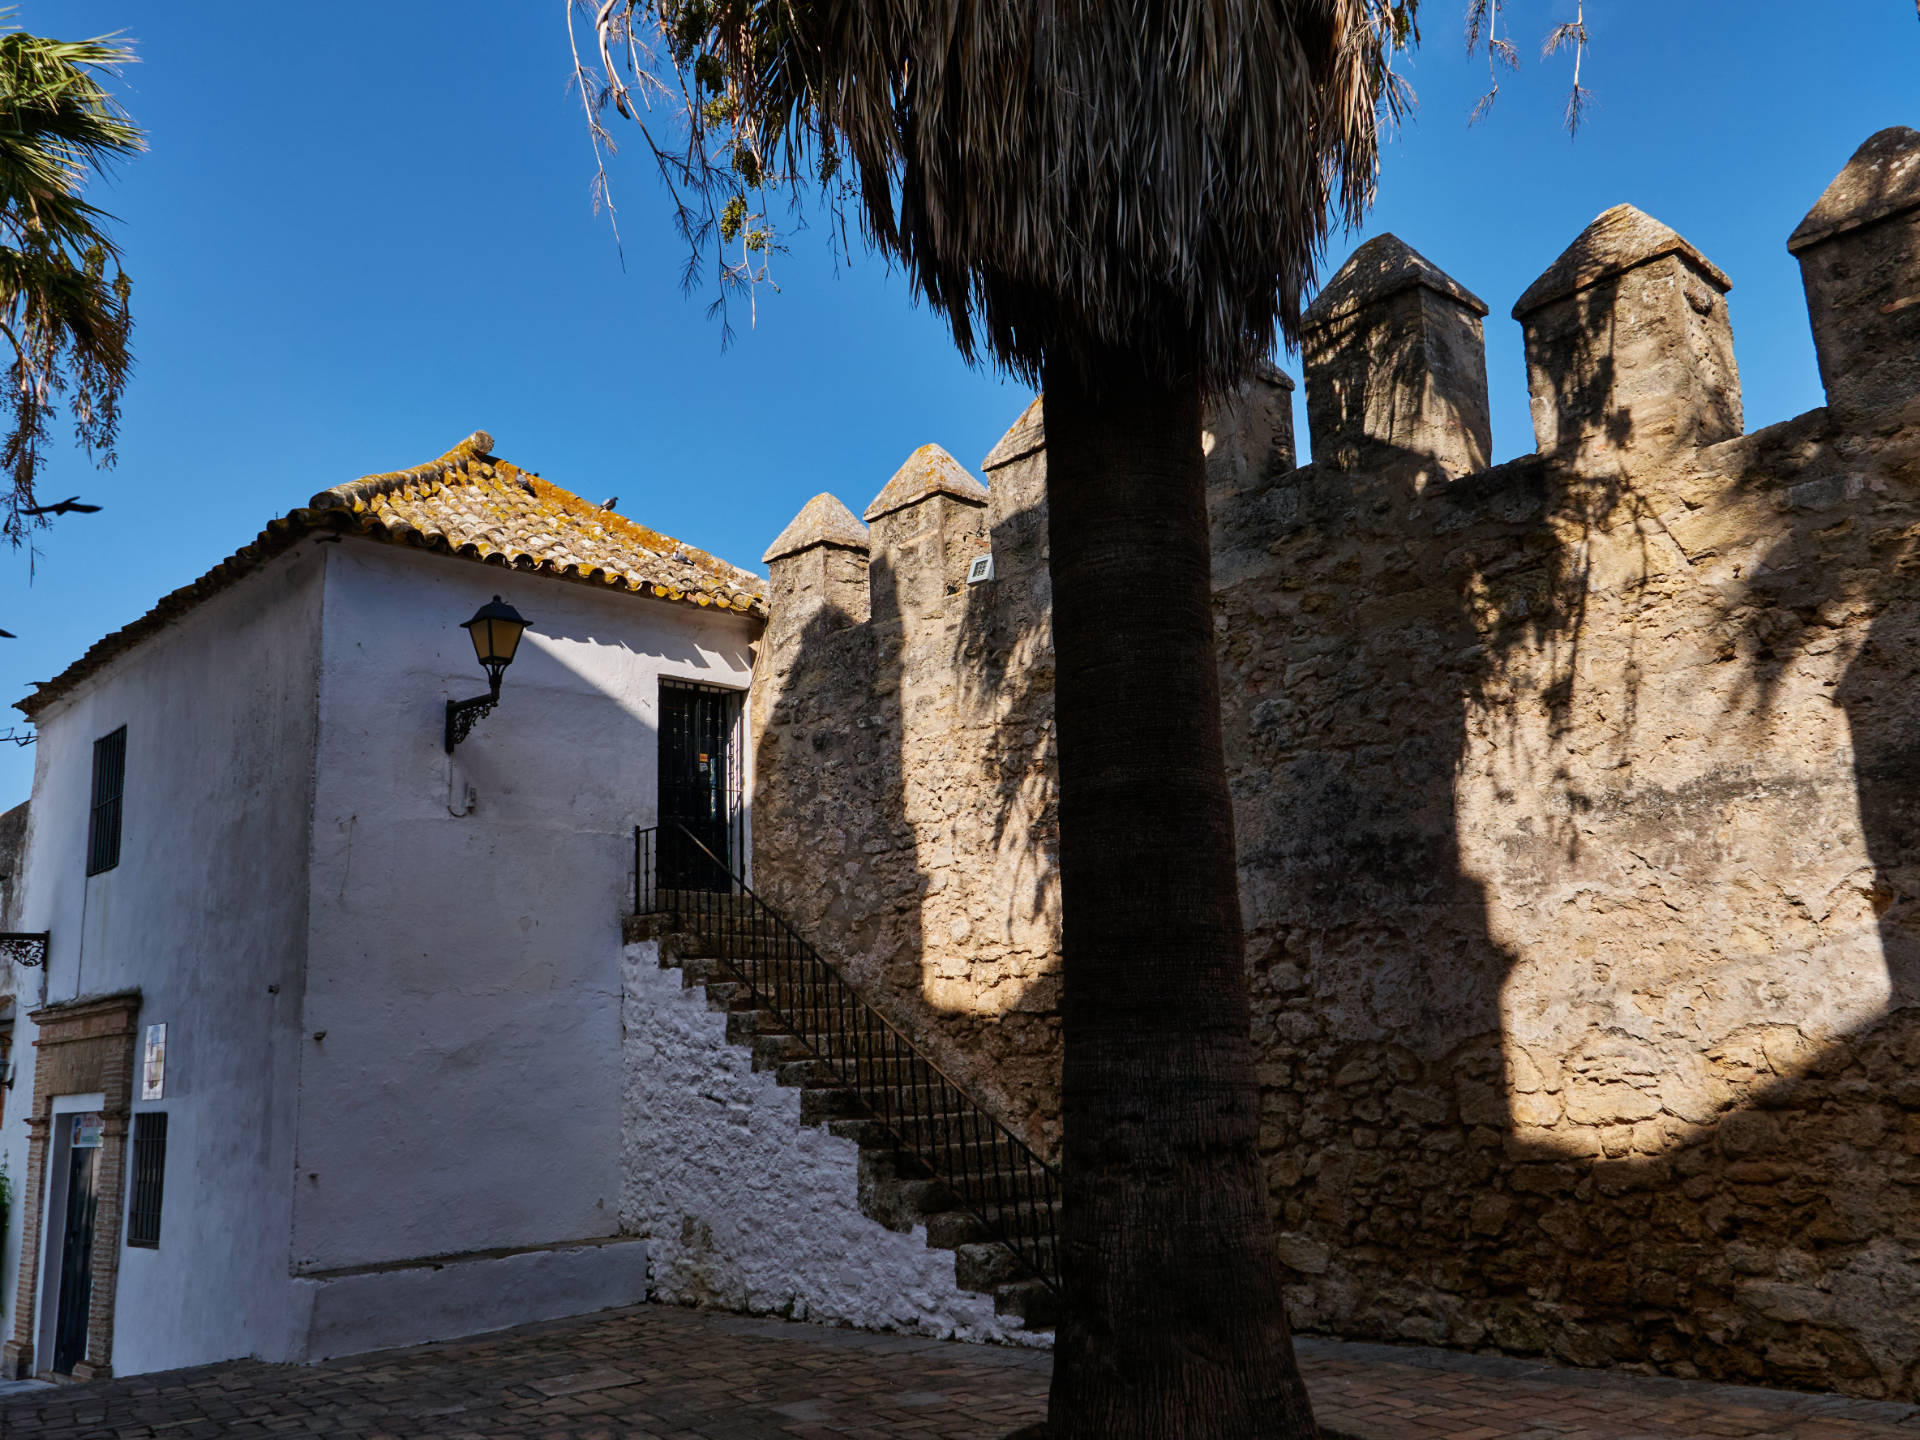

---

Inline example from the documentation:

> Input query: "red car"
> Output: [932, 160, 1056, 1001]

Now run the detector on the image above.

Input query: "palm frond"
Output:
[585, 0, 1419, 395]
[1542, 19, 1587, 57]
[0, 12, 141, 546]
[1543, 3, 1591, 137]
[1464, 0, 1517, 126]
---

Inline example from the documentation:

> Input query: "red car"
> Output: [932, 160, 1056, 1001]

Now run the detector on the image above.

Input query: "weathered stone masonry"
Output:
[750, 126, 1920, 1398]
[752, 434, 1063, 1154]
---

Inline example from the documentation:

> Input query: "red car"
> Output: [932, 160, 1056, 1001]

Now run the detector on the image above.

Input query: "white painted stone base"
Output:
[296, 1237, 652, 1360]
[621, 940, 1044, 1346]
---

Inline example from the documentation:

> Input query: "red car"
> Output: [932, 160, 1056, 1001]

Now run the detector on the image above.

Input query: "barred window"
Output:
[86, 727, 126, 877]
[127, 1111, 167, 1248]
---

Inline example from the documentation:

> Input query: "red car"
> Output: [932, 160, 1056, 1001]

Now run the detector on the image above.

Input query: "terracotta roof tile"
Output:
[19, 432, 766, 718]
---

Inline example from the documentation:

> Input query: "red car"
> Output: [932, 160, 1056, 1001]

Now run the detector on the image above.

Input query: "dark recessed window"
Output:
[127, 1111, 167, 1248]
[86, 726, 126, 877]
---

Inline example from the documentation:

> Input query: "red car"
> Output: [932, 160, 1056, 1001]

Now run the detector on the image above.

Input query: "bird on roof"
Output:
[601, 497, 618, 510]
[22, 495, 101, 517]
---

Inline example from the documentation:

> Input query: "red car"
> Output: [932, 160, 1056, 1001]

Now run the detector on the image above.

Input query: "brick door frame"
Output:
[2, 991, 140, 1381]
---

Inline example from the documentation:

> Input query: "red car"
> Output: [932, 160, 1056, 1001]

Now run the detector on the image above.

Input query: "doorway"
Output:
[658, 680, 743, 891]
[51, 1113, 102, 1374]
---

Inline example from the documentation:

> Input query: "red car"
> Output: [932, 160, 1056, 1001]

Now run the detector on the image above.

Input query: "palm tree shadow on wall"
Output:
[750, 350, 1920, 1396]
[751, 479, 1064, 1159]
[1223, 361, 1920, 1399]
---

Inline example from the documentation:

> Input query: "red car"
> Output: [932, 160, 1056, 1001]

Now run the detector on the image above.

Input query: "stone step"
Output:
[824, 1113, 978, 1152]
[889, 1135, 1051, 1204]
[655, 900, 1061, 1334]
[669, 954, 733, 986]
[771, 1056, 978, 1100]
[993, 1278, 1060, 1329]
[955, 1238, 1057, 1292]
[798, 1086, 869, 1125]
[720, 1006, 879, 1053]
[655, 888, 757, 913]
[818, 1107, 1039, 1182]
[666, 939, 848, 987]
[813, 1115, 1054, 1214]
[676, 967, 842, 1019]
[924, 1201, 1062, 1252]
[655, 921, 814, 958]
[724, 1008, 781, 1045]
[750, 1032, 814, 1071]
[860, 1173, 957, 1232]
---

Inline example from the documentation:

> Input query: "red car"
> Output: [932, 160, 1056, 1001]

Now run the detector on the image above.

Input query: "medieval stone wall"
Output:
[749, 125, 1920, 1397]
[751, 433, 1063, 1152]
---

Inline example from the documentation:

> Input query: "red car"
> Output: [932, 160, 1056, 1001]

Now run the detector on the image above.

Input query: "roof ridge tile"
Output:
[20, 432, 767, 718]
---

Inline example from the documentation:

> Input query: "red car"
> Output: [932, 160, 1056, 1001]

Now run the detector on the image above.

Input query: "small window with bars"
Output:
[127, 1111, 167, 1248]
[86, 726, 126, 877]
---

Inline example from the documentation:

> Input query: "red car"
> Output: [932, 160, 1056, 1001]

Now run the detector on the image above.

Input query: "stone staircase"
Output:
[625, 885, 1059, 1336]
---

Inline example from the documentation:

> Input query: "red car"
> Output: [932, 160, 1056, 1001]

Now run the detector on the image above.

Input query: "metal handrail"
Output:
[635, 823, 1061, 1291]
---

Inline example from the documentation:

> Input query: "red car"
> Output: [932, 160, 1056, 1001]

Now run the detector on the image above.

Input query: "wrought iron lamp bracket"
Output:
[0, 930, 49, 967]
[444, 678, 503, 754]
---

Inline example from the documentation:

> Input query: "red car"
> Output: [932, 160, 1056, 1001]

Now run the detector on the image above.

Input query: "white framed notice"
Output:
[142, 1022, 166, 1101]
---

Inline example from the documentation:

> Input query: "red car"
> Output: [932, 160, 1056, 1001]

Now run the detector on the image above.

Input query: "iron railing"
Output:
[0, 930, 48, 967]
[635, 822, 1061, 1291]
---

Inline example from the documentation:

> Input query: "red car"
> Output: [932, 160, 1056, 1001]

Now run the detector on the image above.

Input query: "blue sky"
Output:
[0, 2, 1914, 802]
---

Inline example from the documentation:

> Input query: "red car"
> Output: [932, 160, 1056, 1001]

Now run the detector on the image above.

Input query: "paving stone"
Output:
[8, 1305, 1920, 1438]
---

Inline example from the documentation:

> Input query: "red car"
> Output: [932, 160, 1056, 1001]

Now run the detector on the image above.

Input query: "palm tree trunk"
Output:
[1040, 351, 1319, 1439]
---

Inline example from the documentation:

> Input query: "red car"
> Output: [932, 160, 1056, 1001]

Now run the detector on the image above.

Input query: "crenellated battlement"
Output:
[766, 125, 1919, 645]
[749, 124, 1920, 1400]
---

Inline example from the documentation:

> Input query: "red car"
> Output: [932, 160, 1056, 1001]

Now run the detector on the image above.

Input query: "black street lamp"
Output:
[445, 595, 531, 753]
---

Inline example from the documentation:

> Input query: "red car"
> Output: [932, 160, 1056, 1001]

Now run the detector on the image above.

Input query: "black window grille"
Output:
[86, 727, 126, 877]
[127, 1111, 167, 1248]
[658, 681, 744, 891]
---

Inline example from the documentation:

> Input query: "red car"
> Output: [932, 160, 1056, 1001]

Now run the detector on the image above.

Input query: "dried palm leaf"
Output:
[578, 0, 1418, 394]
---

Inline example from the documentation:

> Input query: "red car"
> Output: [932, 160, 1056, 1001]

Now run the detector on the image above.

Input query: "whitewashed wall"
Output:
[0, 545, 329, 1375]
[292, 538, 757, 1352]
[1, 529, 761, 1376]
[621, 938, 1031, 1344]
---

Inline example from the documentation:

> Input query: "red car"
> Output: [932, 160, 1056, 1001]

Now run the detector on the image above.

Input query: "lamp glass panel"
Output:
[489, 616, 526, 663]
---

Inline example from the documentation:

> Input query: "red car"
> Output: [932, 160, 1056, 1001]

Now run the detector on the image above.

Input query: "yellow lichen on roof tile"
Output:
[318, 438, 767, 615]
[19, 432, 767, 718]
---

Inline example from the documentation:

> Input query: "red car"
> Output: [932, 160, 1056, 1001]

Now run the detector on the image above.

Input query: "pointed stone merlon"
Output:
[1205, 363, 1298, 505]
[1301, 235, 1491, 477]
[763, 493, 871, 635]
[1513, 205, 1741, 465]
[978, 397, 1051, 577]
[1788, 126, 1920, 420]
[863, 445, 989, 622]
[979, 371, 1298, 521]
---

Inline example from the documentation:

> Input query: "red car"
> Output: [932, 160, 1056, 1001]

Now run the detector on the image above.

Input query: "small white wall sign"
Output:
[142, 1022, 166, 1101]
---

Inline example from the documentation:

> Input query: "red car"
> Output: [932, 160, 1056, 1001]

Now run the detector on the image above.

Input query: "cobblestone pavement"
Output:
[6, 1304, 1920, 1439]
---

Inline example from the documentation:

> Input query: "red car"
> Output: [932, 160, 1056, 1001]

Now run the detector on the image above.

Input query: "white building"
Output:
[0, 431, 763, 1379]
